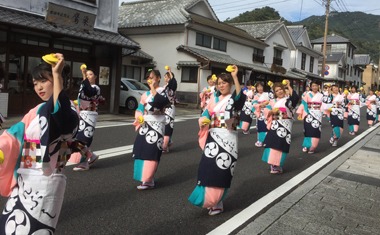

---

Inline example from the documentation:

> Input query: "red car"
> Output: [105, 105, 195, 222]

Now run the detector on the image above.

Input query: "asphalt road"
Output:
[0, 109, 370, 235]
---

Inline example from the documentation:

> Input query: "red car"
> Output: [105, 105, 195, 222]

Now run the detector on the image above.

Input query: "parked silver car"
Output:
[119, 78, 149, 110]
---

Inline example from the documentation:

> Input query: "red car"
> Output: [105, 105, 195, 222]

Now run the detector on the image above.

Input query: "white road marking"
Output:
[96, 115, 200, 129]
[67, 115, 201, 165]
[66, 145, 134, 166]
[207, 123, 380, 235]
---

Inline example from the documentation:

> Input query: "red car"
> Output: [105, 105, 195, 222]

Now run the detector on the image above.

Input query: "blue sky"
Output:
[119, 0, 380, 22]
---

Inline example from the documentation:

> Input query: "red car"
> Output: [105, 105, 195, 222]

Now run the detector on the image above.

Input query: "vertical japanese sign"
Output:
[45, 2, 96, 31]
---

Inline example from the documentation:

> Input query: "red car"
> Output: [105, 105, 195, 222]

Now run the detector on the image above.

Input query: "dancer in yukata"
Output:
[239, 80, 255, 134]
[132, 69, 170, 190]
[188, 65, 246, 216]
[162, 67, 177, 153]
[346, 86, 361, 135]
[0, 53, 78, 234]
[297, 81, 324, 154]
[325, 84, 345, 147]
[365, 89, 377, 127]
[261, 81, 299, 174]
[199, 74, 216, 113]
[252, 82, 270, 147]
[376, 90, 380, 122]
[72, 66, 103, 171]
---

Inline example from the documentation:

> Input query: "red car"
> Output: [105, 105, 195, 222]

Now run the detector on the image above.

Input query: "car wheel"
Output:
[126, 97, 138, 110]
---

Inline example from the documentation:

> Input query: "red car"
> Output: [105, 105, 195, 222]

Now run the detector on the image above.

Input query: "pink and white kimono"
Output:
[0, 92, 78, 234]
[296, 91, 324, 152]
[365, 94, 377, 126]
[189, 91, 245, 209]
[252, 92, 270, 144]
[346, 92, 361, 134]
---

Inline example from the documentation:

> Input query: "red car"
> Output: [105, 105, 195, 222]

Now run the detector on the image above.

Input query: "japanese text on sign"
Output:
[45, 2, 95, 31]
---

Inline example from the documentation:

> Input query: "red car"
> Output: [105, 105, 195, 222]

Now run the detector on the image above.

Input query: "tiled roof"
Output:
[353, 54, 371, 65]
[177, 45, 253, 68]
[231, 20, 283, 39]
[118, 0, 267, 47]
[0, 7, 139, 48]
[119, 0, 199, 28]
[287, 25, 305, 44]
[122, 48, 153, 60]
[177, 61, 200, 67]
[311, 34, 351, 44]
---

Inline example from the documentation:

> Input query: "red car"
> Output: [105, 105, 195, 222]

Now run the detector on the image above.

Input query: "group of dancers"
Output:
[194, 70, 379, 215]
[0, 56, 379, 234]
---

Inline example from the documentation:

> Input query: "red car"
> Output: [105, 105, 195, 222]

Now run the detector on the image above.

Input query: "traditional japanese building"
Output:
[0, 1, 139, 116]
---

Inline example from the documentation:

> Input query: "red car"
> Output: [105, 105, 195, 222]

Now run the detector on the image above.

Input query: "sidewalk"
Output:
[237, 125, 380, 235]
[0, 106, 199, 130]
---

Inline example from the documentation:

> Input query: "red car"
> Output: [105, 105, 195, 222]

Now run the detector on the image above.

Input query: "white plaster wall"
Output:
[187, 29, 256, 65]
[0, 0, 118, 32]
[130, 32, 203, 92]
[227, 41, 254, 64]
[264, 32, 291, 69]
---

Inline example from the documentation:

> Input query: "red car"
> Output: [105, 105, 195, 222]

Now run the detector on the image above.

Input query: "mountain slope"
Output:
[226, 9, 380, 63]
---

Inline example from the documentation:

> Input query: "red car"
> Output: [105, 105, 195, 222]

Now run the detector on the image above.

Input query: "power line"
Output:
[298, 0, 304, 22]
[213, 0, 271, 11]
[211, 0, 253, 8]
[214, 0, 293, 14]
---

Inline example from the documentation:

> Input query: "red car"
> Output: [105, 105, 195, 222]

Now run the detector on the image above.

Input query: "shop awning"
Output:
[0, 7, 139, 49]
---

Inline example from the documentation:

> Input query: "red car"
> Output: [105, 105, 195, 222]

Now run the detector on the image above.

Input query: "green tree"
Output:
[225, 6, 282, 23]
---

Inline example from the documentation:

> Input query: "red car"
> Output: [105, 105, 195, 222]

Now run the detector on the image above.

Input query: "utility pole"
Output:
[321, 0, 330, 79]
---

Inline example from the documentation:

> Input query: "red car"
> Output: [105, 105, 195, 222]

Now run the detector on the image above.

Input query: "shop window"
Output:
[181, 67, 198, 83]
[7, 55, 24, 94]
[122, 65, 141, 81]
[54, 40, 90, 53]
[0, 30, 7, 42]
[25, 57, 42, 94]
[12, 33, 49, 47]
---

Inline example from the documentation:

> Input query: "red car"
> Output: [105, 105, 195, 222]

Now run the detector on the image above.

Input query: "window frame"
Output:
[301, 53, 306, 70]
[309, 56, 314, 73]
[213, 37, 227, 52]
[181, 66, 198, 83]
[196, 32, 212, 48]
